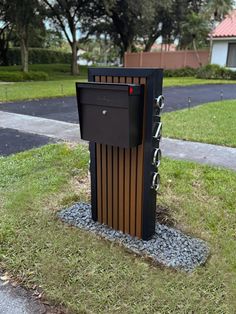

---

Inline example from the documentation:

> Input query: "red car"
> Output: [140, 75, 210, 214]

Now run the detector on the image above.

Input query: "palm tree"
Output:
[207, 0, 234, 21]
[181, 12, 210, 66]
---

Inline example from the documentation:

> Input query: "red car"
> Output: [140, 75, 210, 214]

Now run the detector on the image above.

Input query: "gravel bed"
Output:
[58, 202, 210, 272]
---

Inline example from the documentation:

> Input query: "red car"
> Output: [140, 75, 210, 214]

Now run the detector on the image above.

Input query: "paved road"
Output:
[1, 84, 235, 124]
[0, 128, 55, 156]
[0, 277, 46, 314]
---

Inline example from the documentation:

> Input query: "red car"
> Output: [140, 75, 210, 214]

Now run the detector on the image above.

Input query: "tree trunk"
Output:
[71, 41, 79, 75]
[20, 37, 28, 72]
[193, 38, 202, 67]
[144, 40, 153, 52]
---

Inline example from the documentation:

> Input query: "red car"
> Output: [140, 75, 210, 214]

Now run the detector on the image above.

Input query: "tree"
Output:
[0, 3, 11, 65]
[0, 0, 41, 72]
[181, 12, 210, 65]
[42, 0, 86, 75]
[81, 0, 155, 60]
[141, 1, 173, 52]
[206, 0, 233, 21]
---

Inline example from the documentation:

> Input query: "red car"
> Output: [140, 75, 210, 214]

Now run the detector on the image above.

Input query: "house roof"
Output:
[212, 10, 236, 38]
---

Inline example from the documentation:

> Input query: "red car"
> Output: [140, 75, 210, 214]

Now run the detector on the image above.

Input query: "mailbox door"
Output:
[80, 104, 130, 147]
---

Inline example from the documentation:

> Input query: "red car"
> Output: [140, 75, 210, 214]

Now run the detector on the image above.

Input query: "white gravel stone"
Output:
[58, 202, 210, 272]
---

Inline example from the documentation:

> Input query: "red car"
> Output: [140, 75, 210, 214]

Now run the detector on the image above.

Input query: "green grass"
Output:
[1, 64, 236, 102]
[163, 100, 236, 147]
[0, 143, 236, 313]
[0, 64, 87, 101]
[163, 76, 236, 87]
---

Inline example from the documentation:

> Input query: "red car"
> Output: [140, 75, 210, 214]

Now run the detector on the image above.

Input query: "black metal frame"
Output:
[88, 67, 163, 240]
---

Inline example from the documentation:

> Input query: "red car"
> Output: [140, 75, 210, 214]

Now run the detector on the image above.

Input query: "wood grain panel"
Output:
[96, 143, 102, 222]
[106, 75, 113, 226]
[101, 144, 107, 224]
[112, 146, 119, 229]
[95, 76, 102, 222]
[130, 147, 137, 236]
[126, 77, 132, 84]
[100, 75, 108, 225]
[118, 148, 125, 231]
[124, 148, 131, 234]
[93, 73, 148, 238]
[107, 146, 113, 226]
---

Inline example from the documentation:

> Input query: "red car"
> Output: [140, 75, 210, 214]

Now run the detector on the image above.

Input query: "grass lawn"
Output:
[1, 64, 236, 102]
[163, 100, 236, 148]
[0, 143, 236, 313]
[163, 76, 236, 87]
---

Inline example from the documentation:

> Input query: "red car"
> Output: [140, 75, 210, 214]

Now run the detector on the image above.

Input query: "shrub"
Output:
[196, 64, 236, 80]
[7, 48, 71, 65]
[0, 71, 48, 82]
[0, 71, 24, 82]
[23, 71, 48, 81]
[164, 67, 197, 77]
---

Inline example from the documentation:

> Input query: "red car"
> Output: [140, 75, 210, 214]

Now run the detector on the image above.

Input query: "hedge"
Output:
[196, 64, 236, 80]
[0, 71, 49, 82]
[164, 64, 236, 80]
[7, 48, 71, 65]
[164, 67, 198, 77]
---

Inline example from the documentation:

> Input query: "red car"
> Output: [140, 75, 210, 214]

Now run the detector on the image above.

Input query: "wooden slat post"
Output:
[87, 68, 163, 240]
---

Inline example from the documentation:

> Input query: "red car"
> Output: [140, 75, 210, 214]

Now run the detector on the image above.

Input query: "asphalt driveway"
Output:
[0, 128, 55, 156]
[0, 83, 236, 156]
[1, 84, 236, 124]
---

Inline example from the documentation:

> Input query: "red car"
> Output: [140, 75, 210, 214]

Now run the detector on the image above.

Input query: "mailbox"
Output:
[76, 82, 144, 148]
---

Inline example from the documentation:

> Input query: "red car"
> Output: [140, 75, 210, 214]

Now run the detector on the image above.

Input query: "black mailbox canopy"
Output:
[76, 82, 144, 148]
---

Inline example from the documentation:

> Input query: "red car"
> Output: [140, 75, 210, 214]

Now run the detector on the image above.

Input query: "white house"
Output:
[211, 10, 236, 70]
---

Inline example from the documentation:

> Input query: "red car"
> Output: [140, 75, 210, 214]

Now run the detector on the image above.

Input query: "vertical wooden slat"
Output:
[113, 77, 119, 83]
[95, 75, 100, 82]
[94, 76, 102, 222]
[107, 146, 113, 226]
[96, 143, 102, 222]
[118, 148, 125, 231]
[126, 77, 132, 84]
[119, 77, 125, 83]
[106, 76, 113, 226]
[112, 147, 119, 229]
[130, 147, 137, 236]
[101, 144, 107, 224]
[124, 147, 131, 234]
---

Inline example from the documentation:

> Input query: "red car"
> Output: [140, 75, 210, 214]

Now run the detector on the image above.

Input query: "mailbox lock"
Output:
[152, 148, 161, 167]
[151, 172, 160, 192]
[102, 110, 107, 115]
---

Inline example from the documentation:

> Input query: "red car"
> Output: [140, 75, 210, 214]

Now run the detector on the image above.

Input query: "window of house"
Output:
[227, 43, 236, 67]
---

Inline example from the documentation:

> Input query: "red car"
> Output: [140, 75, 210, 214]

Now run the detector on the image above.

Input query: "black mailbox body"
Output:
[76, 82, 144, 148]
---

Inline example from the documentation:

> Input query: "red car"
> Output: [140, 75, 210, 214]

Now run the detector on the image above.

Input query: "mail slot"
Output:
[76, 82, 144, 148]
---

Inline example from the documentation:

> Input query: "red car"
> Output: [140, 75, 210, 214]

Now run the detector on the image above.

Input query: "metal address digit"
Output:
[153, 122, 162, 139]
[152, 148, 161, 167]
[151, 172, 160, 191]
[155, 95, 165, 110]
